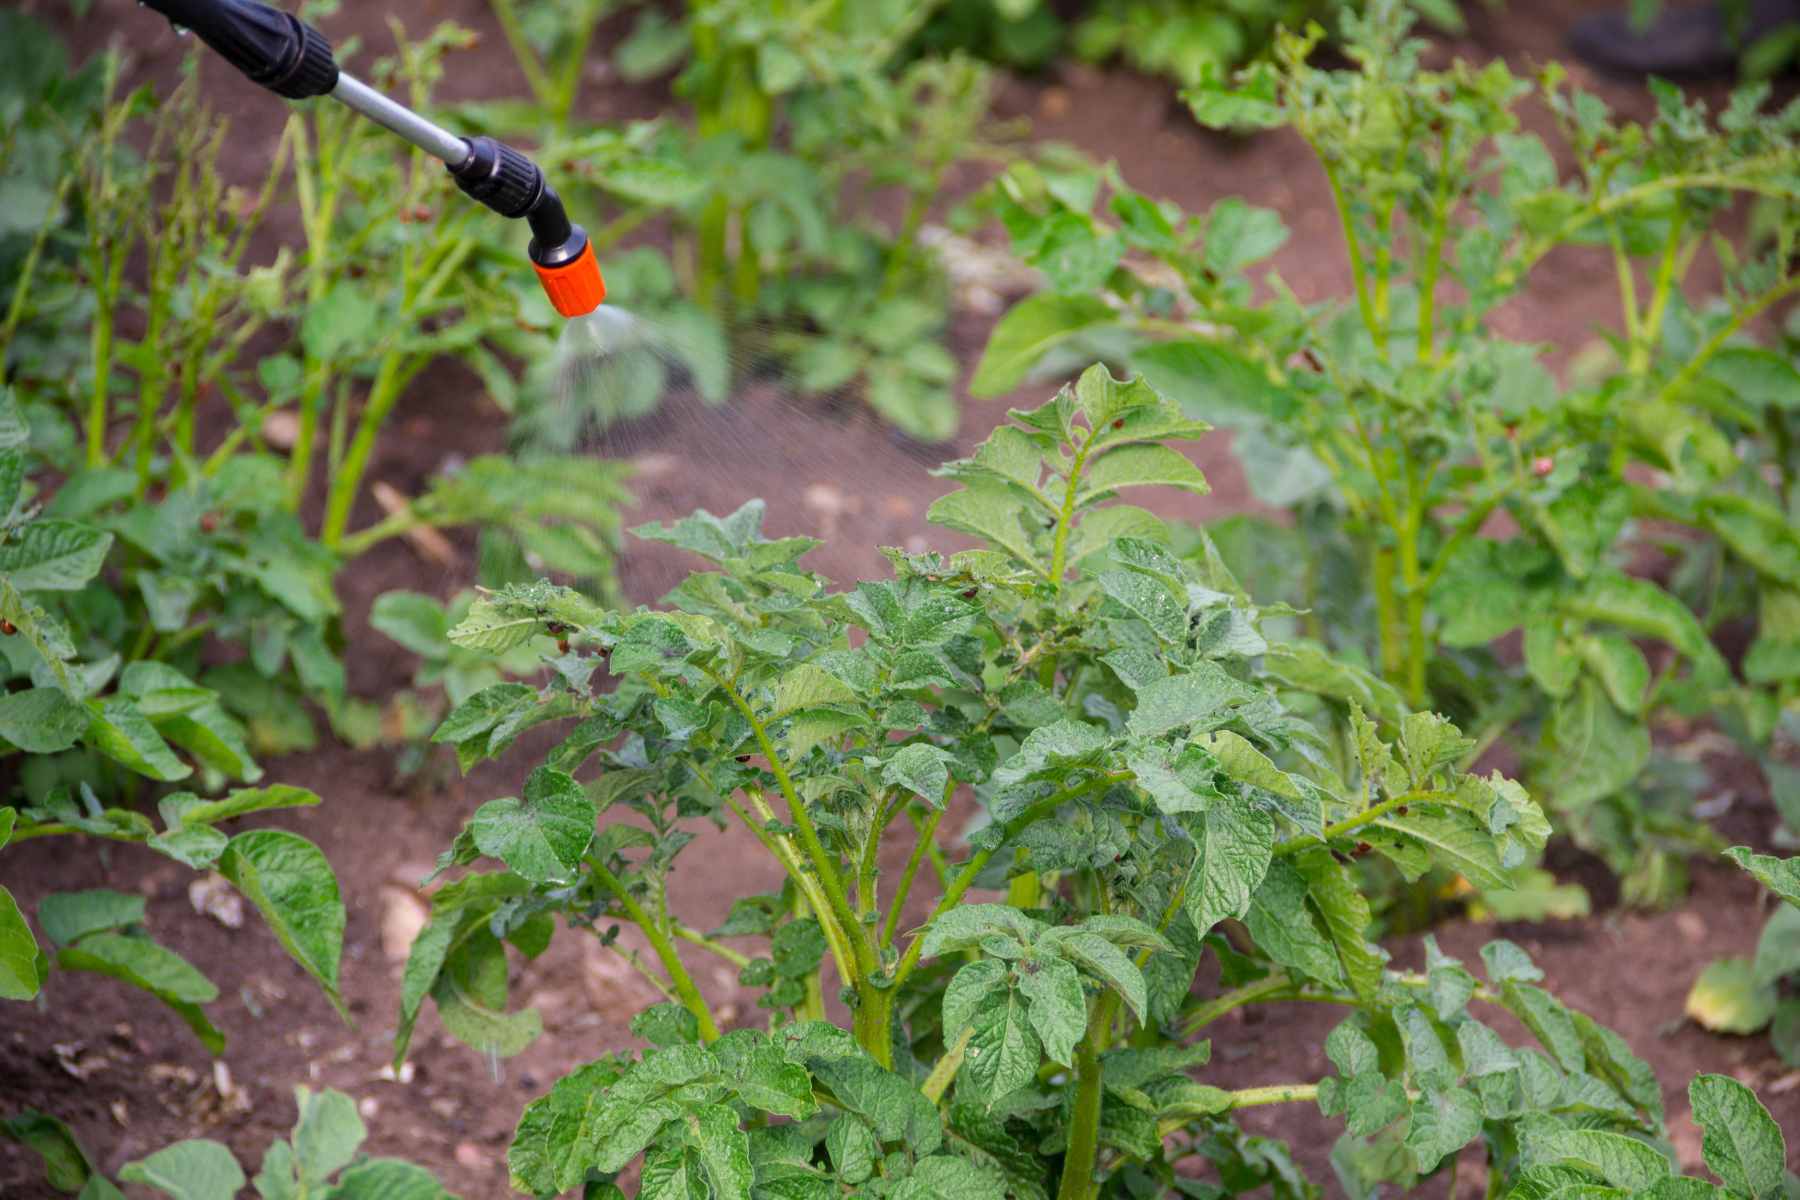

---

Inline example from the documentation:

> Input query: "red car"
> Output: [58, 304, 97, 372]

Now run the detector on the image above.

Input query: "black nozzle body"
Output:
[447, 136, 580, 265]
[140, 0, 338, 98]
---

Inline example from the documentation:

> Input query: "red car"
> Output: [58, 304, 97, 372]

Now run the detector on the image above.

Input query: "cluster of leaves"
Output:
[464, 0, 1006, 445]
[387, 365, 1792, 1198]
[0, 12, 632, 759]
[0, 782, 345, 1053]
[968, 0, 1800, 906]
[1687, 847, 1800, 1068]
[915, 0, 1469, 88]
[4, 1085, 452, 1199]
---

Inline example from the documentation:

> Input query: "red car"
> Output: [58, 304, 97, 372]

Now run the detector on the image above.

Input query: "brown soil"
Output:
[4, 0, 1797, 1196]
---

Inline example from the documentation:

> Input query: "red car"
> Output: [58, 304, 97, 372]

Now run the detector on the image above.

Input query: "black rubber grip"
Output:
[448, 136, 545, 220]
[139, 0, 339, 99]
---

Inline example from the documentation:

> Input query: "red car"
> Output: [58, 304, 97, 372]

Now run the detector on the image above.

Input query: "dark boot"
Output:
[1568, 0, 1800, 77]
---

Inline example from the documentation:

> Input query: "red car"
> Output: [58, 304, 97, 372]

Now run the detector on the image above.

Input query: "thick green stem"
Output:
[694, 195, 731, 315]
[714, 671, 890, 1060]
[1057, 994, 1119, 1200]
[1416, 130, 1455, 364]
[591, 860, 721, 1042]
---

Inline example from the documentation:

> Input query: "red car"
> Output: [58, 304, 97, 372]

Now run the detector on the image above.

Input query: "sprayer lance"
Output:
[136, 0, 606, 317]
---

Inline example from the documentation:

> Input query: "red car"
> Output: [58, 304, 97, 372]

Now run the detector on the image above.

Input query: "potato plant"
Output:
[966, 0, 1800, 900]
[914, 0, 1471, 86]
[0, 14, 632, 757]
[0, 380, 350, 1042]
[466, 0, 1003, 444]
[394, 367, 1789, 1199]
[4, 1085, 451, 1199]
[1688, 847, 1800, 1067]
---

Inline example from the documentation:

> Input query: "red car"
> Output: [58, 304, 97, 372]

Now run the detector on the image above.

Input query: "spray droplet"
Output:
[486, 1044, 504, 1084]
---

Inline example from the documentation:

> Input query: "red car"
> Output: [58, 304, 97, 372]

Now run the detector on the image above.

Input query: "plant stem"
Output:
[0, 173, 72, 354]
[288, 115, 337, 508]
[132, 233, 177, 494]
[922, 1027, 972, 1105]
[1057, 994, 1120, 1200]
[1628, 216, 1685, 377]
[1416, 128, 1455, 364]
[1652, 272, 1800, 408]
[713, 672, 871, 973]
[673, 923, 751, 969]
[1152, 1083, 1322, 1141]
[1398, 504, 1428, 709]
[893, 772, 1127, 989]
[1321, 160, 1384, 361]
[880, 165, 944, 298]
[590, 859, 721, 1042]
[1179, 973, 1296, 1037]
[724, 791, 857, 987]
[487, 0, 555, 112]
[322, 350, 413, 546]
[1007, 856, 1042, 909]
[1274, 790, 1435, 857]
[1049, 424, 1104, 586]
[1223, 1082, 1321, 1108]
[1606, 219, 1642, 351]
[882, 800, 945, 946]
[1372, 544, 1403, 682]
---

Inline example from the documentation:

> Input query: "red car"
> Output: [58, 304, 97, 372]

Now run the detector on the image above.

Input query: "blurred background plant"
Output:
[449, 0, 1015, 446]
[0, 9, 630, 765]
[911, 0, 1476, 85]
[4, 1085, 452, 1198]
[1686, 848, 1800, 1069]
[964, 0, 1799, 916]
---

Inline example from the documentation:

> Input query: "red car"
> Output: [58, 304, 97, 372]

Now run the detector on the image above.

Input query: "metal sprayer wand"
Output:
[137, 0, 608, 318]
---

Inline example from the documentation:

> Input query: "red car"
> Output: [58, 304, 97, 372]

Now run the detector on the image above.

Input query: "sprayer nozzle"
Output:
[533, 232, 606, 318]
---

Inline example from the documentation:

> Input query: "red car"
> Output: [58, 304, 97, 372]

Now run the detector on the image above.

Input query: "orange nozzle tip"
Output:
[534, 238, 606, 318]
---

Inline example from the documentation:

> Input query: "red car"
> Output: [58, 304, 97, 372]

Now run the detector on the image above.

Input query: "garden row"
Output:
[1, 0, 1798, 1196]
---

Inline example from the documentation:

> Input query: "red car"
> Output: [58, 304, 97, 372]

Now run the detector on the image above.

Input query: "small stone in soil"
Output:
[380, 885, 429, 961]
[454, 1142, 489, 1169]
[189, 872, 245, 929]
